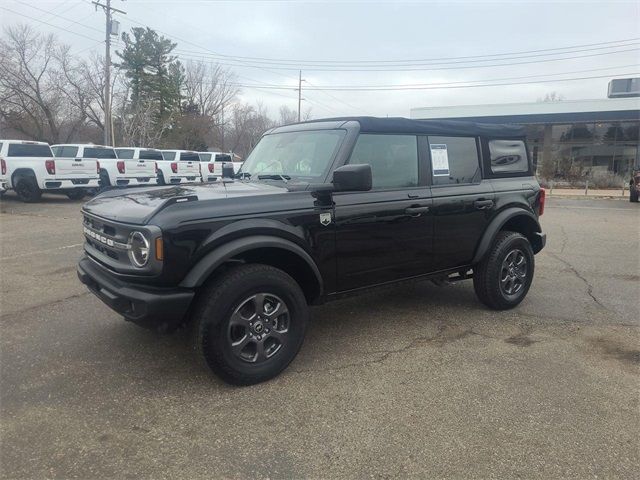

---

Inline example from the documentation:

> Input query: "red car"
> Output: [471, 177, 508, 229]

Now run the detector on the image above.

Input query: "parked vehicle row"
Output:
[0, 140, 100, 202]
[0, 139, 242, 202]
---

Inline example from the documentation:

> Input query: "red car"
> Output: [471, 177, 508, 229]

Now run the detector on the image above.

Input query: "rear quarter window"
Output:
[7, 143, 53, 157]
[489, 140, 529, 174]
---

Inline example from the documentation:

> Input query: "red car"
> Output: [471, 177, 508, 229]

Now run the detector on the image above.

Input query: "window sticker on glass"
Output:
[430, 144, 450, 176]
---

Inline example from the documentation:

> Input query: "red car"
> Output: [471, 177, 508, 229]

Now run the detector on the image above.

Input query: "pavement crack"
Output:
[548, 252, 611, 312]
[559, 225, 568, 253]
[0, 291, 91, 321]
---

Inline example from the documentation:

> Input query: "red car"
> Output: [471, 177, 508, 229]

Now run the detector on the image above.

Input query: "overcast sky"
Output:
[1, 0, 639, 119]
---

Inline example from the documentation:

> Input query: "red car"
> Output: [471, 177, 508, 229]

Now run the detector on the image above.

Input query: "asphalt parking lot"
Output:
[1, 191, 638, 479]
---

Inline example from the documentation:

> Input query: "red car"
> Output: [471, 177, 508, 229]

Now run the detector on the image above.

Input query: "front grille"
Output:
[83, 213, 132, 268]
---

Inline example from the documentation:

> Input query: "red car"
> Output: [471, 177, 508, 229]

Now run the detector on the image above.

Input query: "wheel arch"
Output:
[10, 167, 37, 187]
[472, 208, 543, 264]
[180, 235, 323, 304]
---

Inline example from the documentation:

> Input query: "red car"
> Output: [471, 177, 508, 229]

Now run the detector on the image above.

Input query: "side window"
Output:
[162, 152, 176, 161]
[348, 134, 418, 189]
[51, 146, 62, 157]
[489, 140, 529, 174]
[116, 149, 134, 159]
[62, 146, 78, 157]
[428, 136, 480, 186]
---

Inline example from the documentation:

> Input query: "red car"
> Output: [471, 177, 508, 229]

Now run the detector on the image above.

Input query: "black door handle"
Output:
[474, 199, 494, 210]
[405, 206, 430, 216]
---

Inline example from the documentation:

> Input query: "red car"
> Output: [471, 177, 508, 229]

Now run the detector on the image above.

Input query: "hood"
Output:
[82, 181, 290, 224]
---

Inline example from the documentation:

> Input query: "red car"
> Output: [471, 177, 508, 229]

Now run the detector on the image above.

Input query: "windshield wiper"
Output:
[258, 174, 291, 183]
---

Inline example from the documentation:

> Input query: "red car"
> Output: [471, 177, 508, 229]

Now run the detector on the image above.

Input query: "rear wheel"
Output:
[192, 264, 308, 385]
[473, 231, 534, 310]
[14, 175, 42, 203]
[66, 188, 86, 200]
[157, 171, 166, 186]
[630, 186, 639, 203]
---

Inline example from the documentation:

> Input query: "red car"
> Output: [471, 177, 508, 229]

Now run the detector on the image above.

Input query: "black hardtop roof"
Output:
[289, 116, 525, 138]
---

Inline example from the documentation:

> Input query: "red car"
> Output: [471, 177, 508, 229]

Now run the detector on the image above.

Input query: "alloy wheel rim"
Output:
[227, 293, 290, 363]
[500, 249, 528, 296]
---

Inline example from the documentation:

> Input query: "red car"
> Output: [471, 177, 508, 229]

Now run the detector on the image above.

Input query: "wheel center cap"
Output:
[253, 320, 264, 334]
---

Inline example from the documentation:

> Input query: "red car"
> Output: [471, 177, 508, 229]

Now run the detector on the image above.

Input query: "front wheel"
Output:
[473, 231, 535, 310]
[192, 264, 309, 385]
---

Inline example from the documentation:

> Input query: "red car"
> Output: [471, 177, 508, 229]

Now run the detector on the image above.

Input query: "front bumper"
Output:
[77, 256, 194, 331]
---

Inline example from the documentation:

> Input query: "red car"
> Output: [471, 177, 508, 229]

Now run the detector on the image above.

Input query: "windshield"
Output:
[240, 130, 346, 181]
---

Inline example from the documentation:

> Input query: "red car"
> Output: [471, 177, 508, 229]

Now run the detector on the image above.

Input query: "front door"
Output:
[333, 133, 434, 292]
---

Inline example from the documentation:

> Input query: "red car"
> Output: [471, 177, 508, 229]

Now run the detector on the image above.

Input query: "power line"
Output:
[233, 64, 640, 90]
[13, 0, 104, 35]
[227, 72, 640, 92]
[174, 41, 640, 68]
[170, 37, 640, 65]
[174, 46, 640, 72]
[0, 6, 103, 43]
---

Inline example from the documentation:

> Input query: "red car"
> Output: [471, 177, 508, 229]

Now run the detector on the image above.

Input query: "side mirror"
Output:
[332, 164, 372, 192]
[221, 162, 235, 179]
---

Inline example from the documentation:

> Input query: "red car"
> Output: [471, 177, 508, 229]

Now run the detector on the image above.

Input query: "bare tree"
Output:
[0, 24, 97, 143]
[278, 105, 298, 126]
[183, 61, 238, 118]
[537, 91, 565, 103]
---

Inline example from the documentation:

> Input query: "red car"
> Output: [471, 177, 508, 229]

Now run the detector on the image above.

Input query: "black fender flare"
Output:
[11, 168, 37, 187]
[472, 208, 542, 264]
[179, 234, 324, 294]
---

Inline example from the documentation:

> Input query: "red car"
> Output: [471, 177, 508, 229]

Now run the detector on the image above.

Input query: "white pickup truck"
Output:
[198, 152, 243, 182]
[158, 150, 200, 185]
[0, 139, 99, 202]
[113, 147, 164, 186]
[52, 144, 157, 188]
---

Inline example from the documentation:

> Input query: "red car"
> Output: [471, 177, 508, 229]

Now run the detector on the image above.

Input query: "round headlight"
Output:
[128, 231, 150, 267]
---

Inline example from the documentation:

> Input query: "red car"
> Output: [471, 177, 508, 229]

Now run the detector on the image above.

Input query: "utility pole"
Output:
[93, 0, 126, 146]
[297, 70, 303, 122]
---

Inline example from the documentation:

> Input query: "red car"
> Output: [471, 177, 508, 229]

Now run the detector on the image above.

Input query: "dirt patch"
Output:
[505, 333, 537, 347]
[589, 337, 640, 367]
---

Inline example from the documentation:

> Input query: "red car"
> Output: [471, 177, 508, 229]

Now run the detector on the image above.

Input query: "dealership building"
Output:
[410, 80, 640, 177]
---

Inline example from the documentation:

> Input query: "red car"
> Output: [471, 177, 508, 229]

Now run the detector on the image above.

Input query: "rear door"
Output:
[177, 151, 199, 179]
[428, 136, 495, 270]
[333, 133, 435, 291]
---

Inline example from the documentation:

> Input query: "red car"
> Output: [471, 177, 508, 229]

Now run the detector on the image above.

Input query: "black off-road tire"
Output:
[192, 264, 309, 386]
[66, 188, 86, 200]
[14, 175, 42, 203]
[473, 231, 535, 310]
[630, 187, 639, 203]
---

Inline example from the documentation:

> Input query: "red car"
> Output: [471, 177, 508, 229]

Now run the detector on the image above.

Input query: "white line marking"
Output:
[0, 243, 83, 261]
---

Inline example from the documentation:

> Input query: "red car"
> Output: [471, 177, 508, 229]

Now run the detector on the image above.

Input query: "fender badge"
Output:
[319, 212, 332, 226]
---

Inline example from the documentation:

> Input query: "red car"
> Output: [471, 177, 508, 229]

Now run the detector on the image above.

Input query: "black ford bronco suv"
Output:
[77, 117, 546, 385]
